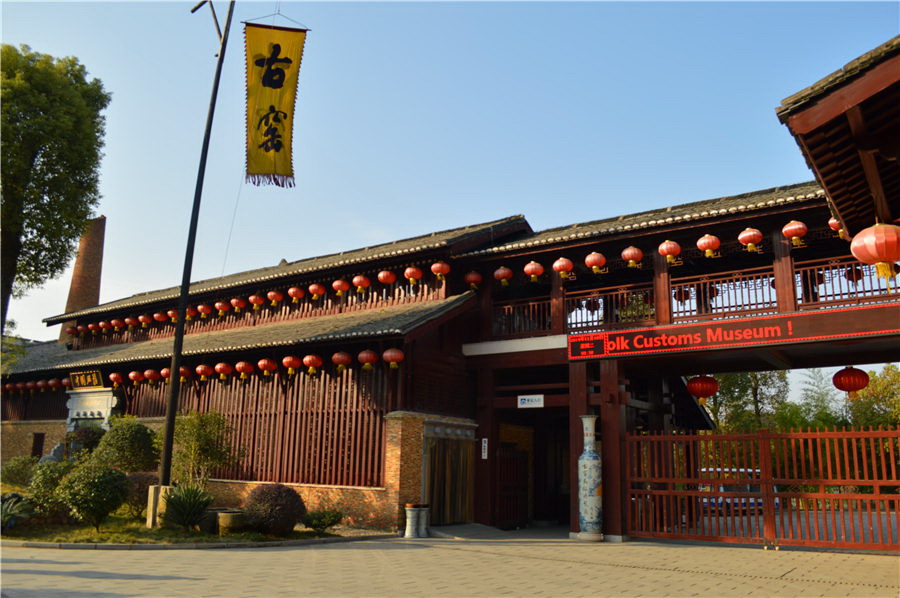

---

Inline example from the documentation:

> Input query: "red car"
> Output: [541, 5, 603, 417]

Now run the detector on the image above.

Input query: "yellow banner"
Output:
[245, 23, 307, 187]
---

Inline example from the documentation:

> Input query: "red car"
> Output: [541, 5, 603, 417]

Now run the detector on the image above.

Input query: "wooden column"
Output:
[551, 270, 566, 334]
[479, 281, 494, 341]
[599, 359, 627, 541]
[652, 252, 672, 326]
[474, 366, 498, 525]
[772, 231, 797, 313]
[568, 360, 589, 534]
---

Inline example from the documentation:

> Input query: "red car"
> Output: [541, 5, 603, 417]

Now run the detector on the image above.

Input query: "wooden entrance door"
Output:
[497, 445, 529, 529]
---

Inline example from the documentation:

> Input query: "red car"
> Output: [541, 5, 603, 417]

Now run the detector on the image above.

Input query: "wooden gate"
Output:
[497, 446, 529, 530]
[625, 428, 899, 550]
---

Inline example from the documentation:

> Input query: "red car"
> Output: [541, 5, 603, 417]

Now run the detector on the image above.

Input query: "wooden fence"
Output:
[626, 428, 900, 550]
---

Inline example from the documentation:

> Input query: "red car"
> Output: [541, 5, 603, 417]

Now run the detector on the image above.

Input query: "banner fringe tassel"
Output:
[246, 173, 295, 188]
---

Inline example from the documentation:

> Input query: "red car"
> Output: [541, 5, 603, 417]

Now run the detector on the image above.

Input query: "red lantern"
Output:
[144, 369, 161, 385]
[382, 348, 405, 369]
[153, 312, 168, 323]
[828, 217, 841, 232]
[832, 366, 869, 400]
[47, 379, 61, 390]
[696, 234, 720, 258]
[282, 355, 302, 375]
[248, 294, 266, 310]
[15, 382, 26, 393]
[377, 270, 397, 285]
[110, 319, 125, 332]
[621, 246, 644, 268]
[138, 314, 153, 328]
[179, 366, 192, 383]
[431, 261, 451, 281]
[36, 380, 47, 392]
[493, 266, 513, 286]
[686, 375, 718, 406]
[332, 279, 351, 297]
[76, 324, 87, 336]
[585, 252, 607, 274]
[214, 301, 231, 317]
[185, 306, 198, 321]
[782, 220, 808, 248]
[267, 290, 284, 306]
[258, 358, 278, 377]
[303, 354, 323, 375]
[464, 271, 482, 290]
[61, 377, 71, 388]
[160, 368, 172, 382]
[352, 275, 371, 293]
[165, 310, 178, 323]
[215, 362, 233, 381]
[88, 323, 100, 334]
[332, 351, 353, 372]
[25, 381, 36, 393]
[2, 383, 12, 393]
[65, 326, 78, 337]
[844, 265, 864, 284]
[288, 287, 306, 303]
[235, 361, 254, 380]
[197, 304, 213, 319]
[524, 261, 544, 282]
[738, 228, 764, 253]
[124, 317, 140, 330]
[231, 297, 247, 313]
[552, 257, 574, 279]
[404, 266, 423, 285]
[195, 364, 214, 381]
[358, 349, 379, 371]
[850, 223, 900, 285]
[128, 370, 145, 386]
[99, 321, 113, 333]
[308, 284, 326, 300]
[109, 372, 124, 388]
[657, 240, 681, 264]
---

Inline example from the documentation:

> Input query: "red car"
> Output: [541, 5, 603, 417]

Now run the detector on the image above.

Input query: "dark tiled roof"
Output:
[462, 181, 824, 257]
[15, 293, 475, 374]
[44, 216, 527, 324]
[776, 36, 900, 121]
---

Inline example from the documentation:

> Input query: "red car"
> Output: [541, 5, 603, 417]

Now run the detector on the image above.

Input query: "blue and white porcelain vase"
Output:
[577, 415, 603, 540]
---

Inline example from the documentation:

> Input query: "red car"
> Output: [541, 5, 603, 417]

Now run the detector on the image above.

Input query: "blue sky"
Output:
[3, 0, 898, 353]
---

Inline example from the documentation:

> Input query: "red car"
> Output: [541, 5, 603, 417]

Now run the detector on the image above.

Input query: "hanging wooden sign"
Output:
[245, 23, 308, 187]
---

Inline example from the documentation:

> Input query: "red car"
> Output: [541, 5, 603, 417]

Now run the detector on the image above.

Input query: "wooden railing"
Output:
[565, 284, 655, 332]
[491, 258, 895, 339]
[492, 297, 553, 338]
[670, 266, 777, 323]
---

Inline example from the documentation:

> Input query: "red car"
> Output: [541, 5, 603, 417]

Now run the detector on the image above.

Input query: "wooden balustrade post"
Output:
[653, 252, 672, 325]
[772, 231, 797, 313]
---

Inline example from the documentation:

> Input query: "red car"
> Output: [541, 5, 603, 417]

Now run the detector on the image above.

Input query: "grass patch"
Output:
[1, 510, 335, 544]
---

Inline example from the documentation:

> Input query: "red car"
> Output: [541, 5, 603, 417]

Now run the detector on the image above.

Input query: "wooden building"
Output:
[3, 37, 898, 539]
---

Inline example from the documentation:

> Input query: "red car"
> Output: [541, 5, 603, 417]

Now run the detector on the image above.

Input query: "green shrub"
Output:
[243, 484, 306, 537]
[92, 419, 158, 473]
[28, 460, 76, 523]
[302, 508, 343, 536]
[1, 455, 39, 487]
[1, 492, 32, 530]
[162, 484, 214, 532]
[124, 471, 158, 519]
[57, 463, 129, 531]
[66, 425, 106, 453]
[171, 411, 243, 487]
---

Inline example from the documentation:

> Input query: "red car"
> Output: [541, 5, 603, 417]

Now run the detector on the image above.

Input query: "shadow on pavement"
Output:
[2, 569, 203, 581]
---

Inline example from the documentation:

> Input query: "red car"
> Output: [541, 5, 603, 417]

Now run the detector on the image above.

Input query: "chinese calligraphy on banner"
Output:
[245, 23, 307, 187]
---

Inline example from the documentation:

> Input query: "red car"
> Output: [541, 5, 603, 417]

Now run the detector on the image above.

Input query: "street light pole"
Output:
[158, 0, 236, 487]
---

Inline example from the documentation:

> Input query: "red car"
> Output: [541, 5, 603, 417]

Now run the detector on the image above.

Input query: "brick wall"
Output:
[1, 420, 68, 460]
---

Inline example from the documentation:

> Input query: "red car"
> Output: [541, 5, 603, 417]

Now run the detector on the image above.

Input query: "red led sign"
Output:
[568, 302, 900, 360]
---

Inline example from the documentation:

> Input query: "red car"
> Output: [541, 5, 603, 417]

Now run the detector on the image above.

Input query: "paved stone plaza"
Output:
[2, 526, 898, 597]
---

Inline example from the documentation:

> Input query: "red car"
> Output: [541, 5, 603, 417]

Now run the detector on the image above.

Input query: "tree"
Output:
[0, 44, 110, 333]
[711, 371, 789, 431]
[774, 369, 848, 430]
[170, 411, 243, 487]
[846, 364, 899, 428]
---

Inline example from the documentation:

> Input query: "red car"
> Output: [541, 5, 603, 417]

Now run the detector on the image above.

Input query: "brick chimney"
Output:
[59, 216, 106, 342]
